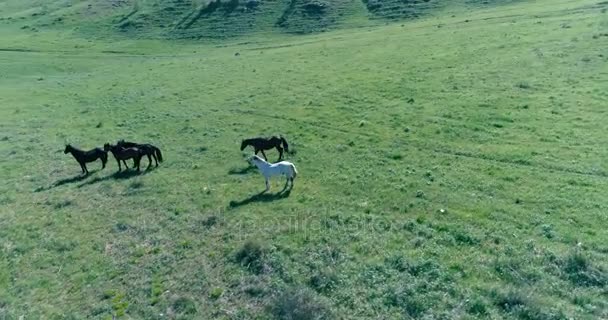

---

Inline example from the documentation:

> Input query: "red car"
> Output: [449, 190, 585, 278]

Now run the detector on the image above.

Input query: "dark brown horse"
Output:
[64, 144, 107, 175]
[117, 140, 163, 168]
[103, 143, 143, 172]
[240, 136, 289, 162]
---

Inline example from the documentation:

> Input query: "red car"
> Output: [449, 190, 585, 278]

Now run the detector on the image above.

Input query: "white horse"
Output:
[248, 155, 298, 191]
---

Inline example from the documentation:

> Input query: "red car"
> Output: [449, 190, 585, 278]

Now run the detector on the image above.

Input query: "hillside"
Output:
[1, 0, 524, 38]
[1, 0, 608, 319]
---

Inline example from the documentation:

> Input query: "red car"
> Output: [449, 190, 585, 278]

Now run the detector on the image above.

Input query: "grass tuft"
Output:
[172, 297, 197, 315]
[268, 288, 332, 320]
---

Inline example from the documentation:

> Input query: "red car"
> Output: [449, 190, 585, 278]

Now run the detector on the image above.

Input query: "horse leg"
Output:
[152, 154, 158, 167]
[283, 176, 289, 191]
[79, 162, 86, 174]
[116, 159, 122, 172]
[83, 163, 89, 175]
[123, 160, 129, 169]
[290, 177, 294, 189]
[265, 177, 270, 192]
[147, 154, 152, 169]
[276, 146, 283, 161]
[260, 150, 268, 162]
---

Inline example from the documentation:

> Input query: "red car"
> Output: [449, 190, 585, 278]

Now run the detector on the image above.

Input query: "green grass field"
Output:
[1, 0, 608, 318]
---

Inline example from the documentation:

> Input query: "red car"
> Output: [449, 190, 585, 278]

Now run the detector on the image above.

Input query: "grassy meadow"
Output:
[1, 0, 608, 318]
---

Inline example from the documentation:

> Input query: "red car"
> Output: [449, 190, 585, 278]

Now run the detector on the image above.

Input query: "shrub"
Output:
[268, 288, 332, 320]
[385, 254, 409, 272]
[561, 251, 607, 287]
[492, 289, 527, 312]
[309, 268, 338, 292]
[244, 284, 268, 297]
[201, 215, 217, 228]
[467, 297, 487, 315]
[172, 297, 197, 314]
[209, 287, 224, 300]
[384, 284, 427, 318]
[235, 240, 267, 274]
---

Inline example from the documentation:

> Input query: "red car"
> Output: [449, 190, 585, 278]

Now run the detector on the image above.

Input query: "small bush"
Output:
[541, 224, 555, 239]
[452, 230, 480, 246]
[561, 251, 607, 287]
[492, 289, 568, 320]
[492, 289, 527, 312]
[172, 296, 197, 315]
[309, 268, 338, 292]
[389, 153, 403, 160]
[209, 287, 223, 300]
[407, 260, 440, 277]
[385, 284, 427, 318]
[201, 215, 217, 228]
[467, 297, 488, 315]
[385, 254, 409, 272]
[244, 284, 268, 297]
[235, 240, 267, 274]
[113, 222, 130, 232]
[268, 288, 332, 320]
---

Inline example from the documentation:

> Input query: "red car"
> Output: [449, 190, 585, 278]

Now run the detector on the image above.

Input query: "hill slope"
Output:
[1, 0, 526, 38]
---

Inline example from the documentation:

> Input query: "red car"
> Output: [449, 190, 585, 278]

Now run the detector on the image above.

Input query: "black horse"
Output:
[240, 136, 289, 162]
[64, 144, 107, 175]
[117, 140, 163, 169]
[103, 143, 143, 172]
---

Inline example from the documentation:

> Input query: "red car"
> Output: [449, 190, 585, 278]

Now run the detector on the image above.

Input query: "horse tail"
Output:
[154, 147, 163, 162]
[291, 163, 297, 179]
[280, 136, 289, 153]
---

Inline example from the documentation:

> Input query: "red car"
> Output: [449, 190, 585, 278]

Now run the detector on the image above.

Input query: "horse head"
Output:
[103, 143, 112, 152]
[64, 144, 71, 154]
[240, 140, 247, 151]
[249, 155, 264, 164]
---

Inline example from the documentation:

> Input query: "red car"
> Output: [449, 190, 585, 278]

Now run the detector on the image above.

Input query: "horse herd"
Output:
[63, 139, 163, 175]
[63, 135, 298, 191]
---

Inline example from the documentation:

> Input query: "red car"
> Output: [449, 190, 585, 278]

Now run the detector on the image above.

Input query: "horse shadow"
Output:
[228, 165, 256, 175]
[36, 170, 102, 192]
[228, 188, 292, 208]
[77, 169, 150, 188]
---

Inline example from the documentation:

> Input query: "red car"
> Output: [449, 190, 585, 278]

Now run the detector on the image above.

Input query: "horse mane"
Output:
[66, 144, 82, 152]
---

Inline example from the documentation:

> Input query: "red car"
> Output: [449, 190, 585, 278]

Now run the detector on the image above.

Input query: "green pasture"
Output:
[0, 0, 607, 318]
